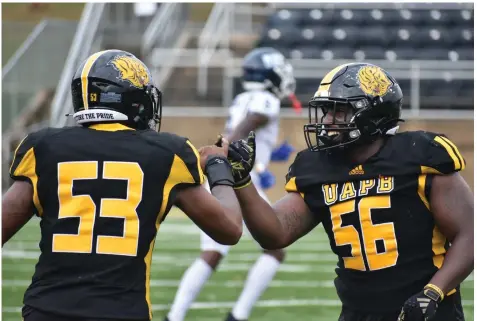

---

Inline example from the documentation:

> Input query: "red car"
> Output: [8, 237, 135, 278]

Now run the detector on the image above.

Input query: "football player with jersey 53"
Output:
[165, 47, 299, 321]
[2, 49, 244, 321]
[225, 63, 473, 321]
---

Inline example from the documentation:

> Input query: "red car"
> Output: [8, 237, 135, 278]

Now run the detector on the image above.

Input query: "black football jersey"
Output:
[285, 131, 466, 312]
[10, 123, 204, 320]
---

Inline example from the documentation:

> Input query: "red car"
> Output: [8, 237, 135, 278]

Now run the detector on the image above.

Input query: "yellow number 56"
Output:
[52, 161, 143, 256]
[331, 195, 398, 271]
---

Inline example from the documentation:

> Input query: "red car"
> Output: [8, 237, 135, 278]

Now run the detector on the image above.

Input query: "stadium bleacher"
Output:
[254, 6, 474, 110]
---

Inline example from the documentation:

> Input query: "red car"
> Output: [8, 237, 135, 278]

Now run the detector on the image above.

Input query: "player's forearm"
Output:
[428, 230, 474, 294]
[235, 184, 286, 249]
[2, 182, 34, 246]
[210, 185, 243, 229]
[227, 114, 267, 142]
[227, 125, 255, 143]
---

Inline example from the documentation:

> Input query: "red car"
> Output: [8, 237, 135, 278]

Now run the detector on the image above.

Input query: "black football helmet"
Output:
[304, 63, 403, 151]
[242, 47, 296, 100]
[71, 49, 162, 131]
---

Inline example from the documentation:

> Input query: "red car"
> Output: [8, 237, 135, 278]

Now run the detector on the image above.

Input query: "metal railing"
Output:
[142, 3, 190, 89]
[197, 3, 235, 97]
[2, 20, 78, 132]
[2, 20, 47, 79]
[142, 3, 189, 57]
[49, 3, 105, 128]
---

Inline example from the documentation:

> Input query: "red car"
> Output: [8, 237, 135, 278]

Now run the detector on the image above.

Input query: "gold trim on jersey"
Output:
[439, 136, 465, 171]
[186, 140, 205, 184]
[144, 237, 156, 320]
[433, 136, 465, 171]
[417, 174, 430, 210]
[420, 166, 443, 175]
[9, 135, 29, 174]
[13, 147, 43, 216]
[81, 50, 113, 110]
[144, 153, 198, 319]
[419, 174, 456, 296]
[285, 177, 304, 198]
[89, 123, 134, 132]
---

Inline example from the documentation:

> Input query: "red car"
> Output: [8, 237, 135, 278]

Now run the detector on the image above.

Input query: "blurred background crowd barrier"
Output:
[2, 2, 474, 199]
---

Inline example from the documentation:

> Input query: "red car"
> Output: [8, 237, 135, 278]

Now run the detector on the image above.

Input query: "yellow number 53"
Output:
[52, 161, 143, 256]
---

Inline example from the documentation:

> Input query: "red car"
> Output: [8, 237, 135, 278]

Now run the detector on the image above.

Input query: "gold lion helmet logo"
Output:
[357, 65, 392, 97]
[110, 55, 150, 88]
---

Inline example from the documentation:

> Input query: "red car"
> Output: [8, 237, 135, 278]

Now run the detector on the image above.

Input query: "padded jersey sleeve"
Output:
[422, 133, 466, 175]
[172, 139, 205, 186]
[9, 129, 47, 216]
[10, 131, 43, 183]
[284, 151, 306, 197]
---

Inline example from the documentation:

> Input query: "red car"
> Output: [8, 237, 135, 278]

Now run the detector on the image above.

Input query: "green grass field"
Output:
[2, 209, 474, 321]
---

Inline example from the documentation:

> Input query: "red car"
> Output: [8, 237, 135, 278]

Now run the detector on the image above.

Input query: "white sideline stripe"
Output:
[3, 298, 474, 314]
[13, 221, 329, 240]
[3, 278, 473, 289]
[2, 249, 338, 268]
[3, 250, 476, 278]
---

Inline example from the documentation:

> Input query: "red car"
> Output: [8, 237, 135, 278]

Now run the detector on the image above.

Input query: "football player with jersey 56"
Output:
[165, 47, 299, 321]
[225, 63, 473, 321]
[2, 50, 244, 321]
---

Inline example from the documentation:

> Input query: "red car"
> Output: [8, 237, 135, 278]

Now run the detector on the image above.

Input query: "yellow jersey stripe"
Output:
[9, 135, 29, 174]
[433, 136, 461, 170]
[439, 136, 465, 171]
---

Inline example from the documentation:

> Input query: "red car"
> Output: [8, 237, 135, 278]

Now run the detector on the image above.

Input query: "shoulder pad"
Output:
[285, 149, 323, 194]
[10, 127, 51, 181]
[141, 131, 205, 186]
[400, 131, 466, 175]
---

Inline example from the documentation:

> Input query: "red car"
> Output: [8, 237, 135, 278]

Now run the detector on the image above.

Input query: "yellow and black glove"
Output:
[216, 132, 256, 189]
[398, 284, 444, 321]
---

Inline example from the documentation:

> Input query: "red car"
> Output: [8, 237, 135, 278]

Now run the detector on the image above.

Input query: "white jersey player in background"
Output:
[164, 47, 299, 321]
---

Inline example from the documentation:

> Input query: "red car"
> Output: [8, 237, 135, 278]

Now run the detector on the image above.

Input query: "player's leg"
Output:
[166, 182, 232, 321]
[227, 174, 286, 321]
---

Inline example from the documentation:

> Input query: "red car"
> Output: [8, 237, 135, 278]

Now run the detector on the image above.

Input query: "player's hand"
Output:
[227, 131, 256, 189]
[198, 137, 230, 172]
[397, 284, 444, 321]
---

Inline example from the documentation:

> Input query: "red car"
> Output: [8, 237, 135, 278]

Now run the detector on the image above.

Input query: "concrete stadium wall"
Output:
[162, 117, 474, 203]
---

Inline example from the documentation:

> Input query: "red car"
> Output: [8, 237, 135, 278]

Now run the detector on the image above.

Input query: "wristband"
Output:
[424, 284, 444, 302]
[205, 155, 234, 189]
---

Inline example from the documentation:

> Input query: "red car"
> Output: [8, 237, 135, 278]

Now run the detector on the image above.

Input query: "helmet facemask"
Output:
[304, 98, 362, 151]
[271, 63, 296, 100]
[133, 85, 162, 132]
[304, 95, 403, 152]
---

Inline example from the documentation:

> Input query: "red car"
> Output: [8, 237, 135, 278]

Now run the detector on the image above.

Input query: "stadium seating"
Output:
[255, 6, 474, 110]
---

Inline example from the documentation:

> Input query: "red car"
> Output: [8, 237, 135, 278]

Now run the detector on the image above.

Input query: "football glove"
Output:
[397, 284, 444, 321]
[226, 132, 256, 189]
